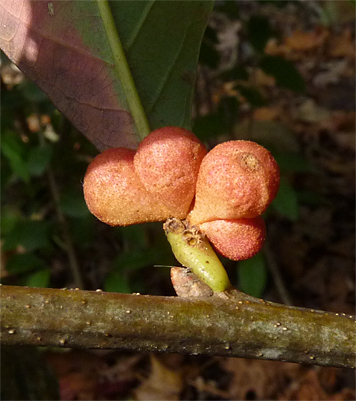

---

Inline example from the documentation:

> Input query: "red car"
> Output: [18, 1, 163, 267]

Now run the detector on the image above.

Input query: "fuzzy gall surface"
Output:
[199, 216, 266, 261]
[188, 141, 280, 225]
[83, 148, 172, 226]
[134, 126, 207, 218]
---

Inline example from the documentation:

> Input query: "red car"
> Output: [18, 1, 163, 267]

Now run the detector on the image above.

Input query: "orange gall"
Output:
[134, 126, 207, 218]
[199, 216, 266, 261]
[83, 148, 171, 226]
[188, 140, 280, 225]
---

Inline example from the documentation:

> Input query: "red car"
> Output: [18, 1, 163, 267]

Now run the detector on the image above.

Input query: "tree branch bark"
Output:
[1, 285, 355, 369]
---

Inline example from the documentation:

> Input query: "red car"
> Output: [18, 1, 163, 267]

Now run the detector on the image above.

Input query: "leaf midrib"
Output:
[125, 0, 155, 50]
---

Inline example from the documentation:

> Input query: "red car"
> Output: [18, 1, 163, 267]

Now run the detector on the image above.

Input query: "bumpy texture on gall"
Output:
[134, 126, 207, 218]
[83, 128, 280, 264]
[188, 140, 280, 225]
[200, 216, 266, 261]
[83, 148, 172, 226]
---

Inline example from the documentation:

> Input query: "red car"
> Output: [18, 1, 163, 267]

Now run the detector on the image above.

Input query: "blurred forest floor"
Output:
[1, 1, 355, 400]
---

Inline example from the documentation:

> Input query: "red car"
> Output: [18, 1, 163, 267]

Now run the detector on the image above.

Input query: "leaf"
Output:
[216, 1, 240, 19]
[133, 355, 183, 401]
[2, 220, 51, 252]
[285, 29, 329, 52]
[193, 113, 227, 141]
[199, 40, 220, 69]
[1, 131, 30, 183]
[235, 85, 267, 107]
[199, 25, 220, 69]
[220, 65, 249, 82]
[247, 15, 276, 53]
[104, 272, 131, 294]
[234, 120, 300, 154]
[59, 190, 90, 218]
[114, 224, 149, 251]
[271, 177, 299, 221]
[25, 268, 51, 288]
[27, 144, 53, 177]
[193, 96, 239, 141]
[273, 152, 316, 173]
[5, 253, 46, 275]
[112, 245, 172, 272]
[20, 79, 50, 103]
[0, 1, 213, 150]
[0, 205, 22, 235]
[259, 55, 306, 93]
[238, 253, 267, 298]
[68, 215, 96, 249]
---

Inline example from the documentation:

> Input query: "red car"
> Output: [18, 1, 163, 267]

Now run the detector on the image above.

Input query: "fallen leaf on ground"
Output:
[328, 28, 355, 59]
[297, 99, 331, 123]
[285, 28, 329, 51]
[134, 355, 183, 400]
[224, 358, 299, 400]
[253, 106, 282, 121]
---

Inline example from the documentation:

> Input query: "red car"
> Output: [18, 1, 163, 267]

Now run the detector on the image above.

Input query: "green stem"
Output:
[164, 219, 232, 293]
[96, 0, 151, 140]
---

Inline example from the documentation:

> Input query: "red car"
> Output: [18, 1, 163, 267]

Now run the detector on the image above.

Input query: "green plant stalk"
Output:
[96, 0, 151, 140]
[164, 219, 232, 292]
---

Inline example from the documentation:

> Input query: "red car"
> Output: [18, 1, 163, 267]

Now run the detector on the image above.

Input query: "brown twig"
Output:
[1, 285, 355, 369]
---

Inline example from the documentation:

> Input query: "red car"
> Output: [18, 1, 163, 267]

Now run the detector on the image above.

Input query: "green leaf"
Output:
[199, 25, 220, 69]
[5, 253, 46, 275]
[273, 152, 316, 173]
[271, 177, 299, 221]
[1, 131, 30, 183]
[203, 25, 219, 44]
[216, 1, 240, 19]
[235, 85, 267, 107]
[259, 55, 306, 93]
[27, 144, 53, 176]
[247, 15, 276, 53]
[0, 205, 22, 235]
[59, 190, 90, 218]
[69, 215, 96, 249]
[234, 120, 300, 154]
[112, 247, 168, 272]
[193, 113, 227, 141]
[1, 1, 213, 150]
[238, 253, 267, 298]
[2, 220, 51, 252]
[297, 190, 325, 207]
[256, 0, 291, 8]
[25, 269, 51, 288]
[114, 225, 148, 251]
[20, 79, 50, 103]
[104, 272, 131, 294]
[199, 40, 220, 69]
[220, 66, 249, 82]
[217, 96, 240, 128]
[193, 96, 239, 141]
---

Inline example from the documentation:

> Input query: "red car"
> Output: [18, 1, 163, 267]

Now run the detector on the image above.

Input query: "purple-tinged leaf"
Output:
[0, 1, 212, 150]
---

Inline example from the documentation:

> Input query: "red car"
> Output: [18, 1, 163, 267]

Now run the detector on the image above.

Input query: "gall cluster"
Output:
[83, 127, 280, 261]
